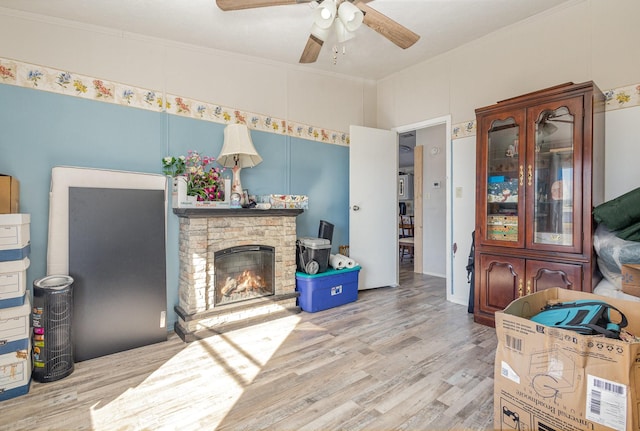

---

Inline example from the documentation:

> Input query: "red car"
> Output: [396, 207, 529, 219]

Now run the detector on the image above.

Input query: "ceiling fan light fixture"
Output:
[540, 122, 558, 136]
[337, 1, 363, 32]
[314, 0, 337, 29]
[310, 22, 331, 41]
[217, 0, 420, 65]
[335, 18, 356, 43]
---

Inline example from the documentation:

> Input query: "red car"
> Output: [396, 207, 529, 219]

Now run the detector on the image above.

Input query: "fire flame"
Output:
[221, 270, 266, 296]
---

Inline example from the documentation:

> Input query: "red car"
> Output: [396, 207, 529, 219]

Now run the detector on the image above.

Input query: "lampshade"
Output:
[218, 123, 262, 205]
[337, 1, 363, 32]
[218, 123, 262, 168]
[314, 0, 336, 29]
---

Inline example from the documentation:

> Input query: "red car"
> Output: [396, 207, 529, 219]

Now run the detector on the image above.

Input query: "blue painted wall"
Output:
[0, 84, 349, 330]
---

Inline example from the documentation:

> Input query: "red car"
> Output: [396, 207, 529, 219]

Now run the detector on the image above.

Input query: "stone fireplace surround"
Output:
[173, 208, 303, 342]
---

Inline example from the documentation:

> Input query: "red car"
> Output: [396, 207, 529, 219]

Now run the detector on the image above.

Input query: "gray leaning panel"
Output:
[69, 187, 167, 361]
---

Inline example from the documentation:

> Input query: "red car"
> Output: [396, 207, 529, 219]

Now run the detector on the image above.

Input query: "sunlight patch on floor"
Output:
[89, 314, 302, 430]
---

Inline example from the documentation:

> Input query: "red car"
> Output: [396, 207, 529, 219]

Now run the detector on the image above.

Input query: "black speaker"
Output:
[32, 275, 74, 383]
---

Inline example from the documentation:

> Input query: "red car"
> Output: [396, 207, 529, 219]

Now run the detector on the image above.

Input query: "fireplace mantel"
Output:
[173, 208, 303, 218]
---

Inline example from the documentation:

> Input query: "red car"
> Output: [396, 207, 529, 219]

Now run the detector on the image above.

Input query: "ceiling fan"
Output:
[216, 0, 420, 64]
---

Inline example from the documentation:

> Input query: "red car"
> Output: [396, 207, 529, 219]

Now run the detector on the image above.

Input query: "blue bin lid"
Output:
[296, 265, 360, 279]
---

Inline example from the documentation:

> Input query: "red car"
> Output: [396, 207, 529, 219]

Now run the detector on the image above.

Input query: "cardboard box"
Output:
[0, 244, 30, 263]
[622, 264, 640, 297]
[0, 296, 30, 355]
[494, 288, 640, 431]
[0, 257, 29, 308]
[269, 194, 309, 209]
[0, 340, 31, 401]
[0, 175, 19, 214]
[295, 266, 359, 312]
[0, 213, 30, 252]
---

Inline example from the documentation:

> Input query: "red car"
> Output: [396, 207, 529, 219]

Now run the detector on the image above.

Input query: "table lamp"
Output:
[218, 123, 262, 205]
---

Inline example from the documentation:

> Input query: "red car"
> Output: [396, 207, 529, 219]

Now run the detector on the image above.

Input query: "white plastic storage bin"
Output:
[0, 340, 31, 401]
[0, 214, 30, 250]
[0, 257, 29, 308]
[0, 296, 30, 355]
[296, 237, 331, 274]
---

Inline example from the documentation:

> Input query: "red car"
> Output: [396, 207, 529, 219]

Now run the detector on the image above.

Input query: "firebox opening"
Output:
[214, 245, 275, 306]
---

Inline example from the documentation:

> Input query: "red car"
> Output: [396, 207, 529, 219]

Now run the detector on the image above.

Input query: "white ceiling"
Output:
[0, 0, 573, 80]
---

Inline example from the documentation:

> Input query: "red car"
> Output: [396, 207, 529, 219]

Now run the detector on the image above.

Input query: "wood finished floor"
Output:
[0, 265, 498, 431]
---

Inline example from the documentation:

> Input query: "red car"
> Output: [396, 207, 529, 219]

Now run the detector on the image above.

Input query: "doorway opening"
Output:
[394, 117, 450, 282]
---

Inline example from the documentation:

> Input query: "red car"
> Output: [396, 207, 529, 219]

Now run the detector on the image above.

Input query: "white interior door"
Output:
[349, 125, 399, 290]
[448, 135, 477, 306]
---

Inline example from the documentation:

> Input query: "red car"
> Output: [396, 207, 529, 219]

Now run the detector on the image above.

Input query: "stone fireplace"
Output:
[173, 208, 302, 342]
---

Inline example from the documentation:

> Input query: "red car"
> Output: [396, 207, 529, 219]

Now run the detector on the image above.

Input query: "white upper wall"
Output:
[377, 0, 640, 128]
[0, 7, 376, 133]
[378, 0, 640, 200]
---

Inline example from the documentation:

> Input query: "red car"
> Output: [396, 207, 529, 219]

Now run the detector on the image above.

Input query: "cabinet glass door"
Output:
[485, 116, 523, 244]
[529, 97, 582, 252]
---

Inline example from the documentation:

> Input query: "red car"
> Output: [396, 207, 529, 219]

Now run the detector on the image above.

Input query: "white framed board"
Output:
[47, 166, 168, 361]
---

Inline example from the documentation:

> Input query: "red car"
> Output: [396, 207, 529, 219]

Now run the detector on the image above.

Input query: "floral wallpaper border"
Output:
[451, 82, 640, 140]
[0, 57, 349, 146]
[451, 120, 478, 140]
[1, 56, 638, 144]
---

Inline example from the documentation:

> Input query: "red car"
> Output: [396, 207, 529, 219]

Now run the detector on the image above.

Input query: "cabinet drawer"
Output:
[487, 215, 518, 226]
[487, 232, 518, 241]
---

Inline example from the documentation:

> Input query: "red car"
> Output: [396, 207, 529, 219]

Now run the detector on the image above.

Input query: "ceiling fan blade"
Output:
[299, 35, 324, 63]
[353, 1, 420, 49]
[216, 0, 309, 11]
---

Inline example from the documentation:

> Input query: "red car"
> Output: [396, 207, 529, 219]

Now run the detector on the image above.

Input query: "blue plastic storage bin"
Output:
[295, 266, 360, 312]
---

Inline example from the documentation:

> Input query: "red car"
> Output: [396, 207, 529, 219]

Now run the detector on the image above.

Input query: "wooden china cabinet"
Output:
[473, 82, 605, 327]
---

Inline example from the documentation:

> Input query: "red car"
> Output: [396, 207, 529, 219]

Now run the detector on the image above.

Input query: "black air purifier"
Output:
[32, 275, 74, 383]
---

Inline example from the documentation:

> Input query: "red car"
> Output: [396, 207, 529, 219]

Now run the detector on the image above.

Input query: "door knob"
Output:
[352, 205, 360, 211]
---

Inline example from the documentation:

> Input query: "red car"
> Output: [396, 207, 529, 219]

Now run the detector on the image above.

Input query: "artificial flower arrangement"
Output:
[162, 150, 225, 201]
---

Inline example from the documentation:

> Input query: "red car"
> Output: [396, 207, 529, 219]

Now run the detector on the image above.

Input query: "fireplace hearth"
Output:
[173, 209, 303, 342]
